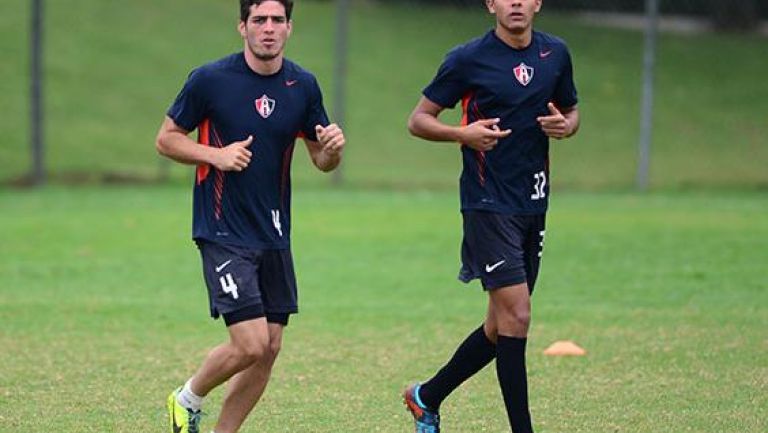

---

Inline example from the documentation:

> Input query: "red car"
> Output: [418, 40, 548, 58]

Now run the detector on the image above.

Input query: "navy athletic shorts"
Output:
[458, 210, 546, 292]
[196, 240, 298, 326]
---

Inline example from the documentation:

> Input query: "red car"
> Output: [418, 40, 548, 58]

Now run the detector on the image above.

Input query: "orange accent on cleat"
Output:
[403, 385, 425, 418]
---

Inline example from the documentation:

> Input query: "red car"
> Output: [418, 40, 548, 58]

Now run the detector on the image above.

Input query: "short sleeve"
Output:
[301, 76, 330, 141]
[167, 68, 209, 132]
[553, 48, 578, 109]
[422, 46, 468, 109]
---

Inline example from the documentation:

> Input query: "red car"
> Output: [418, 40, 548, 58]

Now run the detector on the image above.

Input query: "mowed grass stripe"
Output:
[1, 187, 766, 432]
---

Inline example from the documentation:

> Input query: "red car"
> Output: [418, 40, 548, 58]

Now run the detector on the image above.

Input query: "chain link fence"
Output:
[2, 0, 766, 189]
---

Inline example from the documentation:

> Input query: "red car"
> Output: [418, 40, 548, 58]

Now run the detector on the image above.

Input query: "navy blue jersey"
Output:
[168, 53, 329, 249]
[424, 30, 578, 215]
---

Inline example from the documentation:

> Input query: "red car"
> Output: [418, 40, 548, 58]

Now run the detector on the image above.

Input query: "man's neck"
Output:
[244, 49, 283, 75]
[494, 26, 533, 50]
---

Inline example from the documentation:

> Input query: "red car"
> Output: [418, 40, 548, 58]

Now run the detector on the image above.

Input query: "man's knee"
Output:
[483, 320, 499, 343]
[507, 307, 531, 328]
[267, 337, 282, 360]
[232, 330, 270, 366]
[266, 322, 285, 361]
[489, 283, 531, 335]
[232, 338, 270, 366]
[495, 304, 531, 334]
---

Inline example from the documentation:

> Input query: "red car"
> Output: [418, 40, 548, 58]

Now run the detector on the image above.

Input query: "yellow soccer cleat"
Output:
[167, 388, 202, 433]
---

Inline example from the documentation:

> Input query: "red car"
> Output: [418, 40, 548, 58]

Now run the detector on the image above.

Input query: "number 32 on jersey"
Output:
[531, 170, 547, 200]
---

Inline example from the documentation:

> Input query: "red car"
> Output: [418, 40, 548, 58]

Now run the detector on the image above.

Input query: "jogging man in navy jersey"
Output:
[155, 1, 345, 432]
[403, 1, 579, 432]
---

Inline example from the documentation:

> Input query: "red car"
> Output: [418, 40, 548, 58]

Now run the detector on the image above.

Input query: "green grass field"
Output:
[1, 186, 766, 432]
[1, 0, 767, 189]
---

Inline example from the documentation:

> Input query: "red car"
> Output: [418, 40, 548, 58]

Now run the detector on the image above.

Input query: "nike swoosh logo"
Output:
[539, 49, 553, 58]
[215, 259, 232, 273]
[172, 408, 183, 433]
[285, 80, 298, 86]
[485, 260, 506, 273]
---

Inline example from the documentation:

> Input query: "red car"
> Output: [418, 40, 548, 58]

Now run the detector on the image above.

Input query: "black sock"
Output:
[419, 325, 496, 410]
[496, 336, 533, 433]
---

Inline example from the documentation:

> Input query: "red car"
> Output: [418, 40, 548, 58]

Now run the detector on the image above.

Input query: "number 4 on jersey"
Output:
[271, 209, 283, 237]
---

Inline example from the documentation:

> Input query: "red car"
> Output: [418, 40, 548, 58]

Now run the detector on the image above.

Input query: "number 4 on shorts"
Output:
[219, 273, 239, 299]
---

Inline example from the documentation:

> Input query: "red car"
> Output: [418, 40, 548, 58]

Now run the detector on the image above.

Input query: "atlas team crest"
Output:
[255, 94, 276, 119]
[513, 62, 534, 86]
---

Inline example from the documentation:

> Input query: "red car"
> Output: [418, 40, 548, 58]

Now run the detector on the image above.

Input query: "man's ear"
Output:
[237, 20, 246, 39]
[486, 0, 496, 15]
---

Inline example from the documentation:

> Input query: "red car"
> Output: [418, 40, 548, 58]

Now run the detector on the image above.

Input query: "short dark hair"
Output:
[240, 0, 294, 22]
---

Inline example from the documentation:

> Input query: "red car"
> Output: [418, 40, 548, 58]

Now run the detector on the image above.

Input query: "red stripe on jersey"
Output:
[475, 150, 487, 186]
[471, 100, 486, 121]
[196, 119, 211, 185]
[464, 95, 488, 187]
[460, 92, 473, 127]
[211, 127, 225, 149]
[210, 129, 225, 220]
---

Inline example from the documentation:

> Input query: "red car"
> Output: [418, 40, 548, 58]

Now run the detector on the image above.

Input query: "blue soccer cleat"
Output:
[403, 383, 440, 433]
